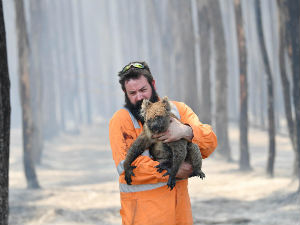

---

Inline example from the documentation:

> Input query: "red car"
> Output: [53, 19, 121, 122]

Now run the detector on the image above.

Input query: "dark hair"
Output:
[118, 61, 154, 91]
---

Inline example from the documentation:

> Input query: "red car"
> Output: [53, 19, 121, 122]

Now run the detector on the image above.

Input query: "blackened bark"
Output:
[196, 0, 212, 124]
[180, 1, 199, 114]
[286, 0, 300, 191]
[277, 0, 298, 176]
[40, 1, 58, 140]
[53, 0, 66, 131]
[234, 0, 251, 171]
[77, 0, 92, 124]
[43, 1, 59, 140]
[208, 0, 231, 161]
[64, 0, 82, 130]
[171, 0, 199, 115]
[14, 0, 40, 189]
[255, 0, 276, 177]
[29, 0, 44, 164]
[0, 0, 11, 223]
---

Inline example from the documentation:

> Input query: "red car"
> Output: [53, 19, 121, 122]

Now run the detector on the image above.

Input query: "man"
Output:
[109, 61, 217, 225]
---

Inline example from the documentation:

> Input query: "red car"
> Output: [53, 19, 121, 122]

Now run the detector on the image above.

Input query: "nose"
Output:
[136, 92, 144, 102]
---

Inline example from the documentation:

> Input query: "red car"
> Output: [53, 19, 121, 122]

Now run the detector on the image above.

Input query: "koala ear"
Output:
[141, 99, 152, 118]
[162, 96, 169, 102]
[162, 96, 171, 111]
[142, 99, 152, 109]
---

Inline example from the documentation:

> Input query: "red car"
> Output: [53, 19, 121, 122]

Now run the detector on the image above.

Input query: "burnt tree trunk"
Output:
[255, 0, 276, 177]
[208, 0, 231, 161]
[42, 1, 59, 140]
[53, 0, 66, 132]
[77, 0, 92, 124]
[196, 0, 212, 124]
[277, 0, 298, 176]
[0, 0, 11, 223]
[171, 0, 200, 115]
[64, 0, 81, 131]
[235, 0, 251, 171]
[286, 0, 300, 191]
[180, 1, 199, 114]
[29, 0, 44, 164]
[14, 0, 40, 189]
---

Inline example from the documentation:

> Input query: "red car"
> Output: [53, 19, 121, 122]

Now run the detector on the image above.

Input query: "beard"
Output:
[124, 85, 159, 124]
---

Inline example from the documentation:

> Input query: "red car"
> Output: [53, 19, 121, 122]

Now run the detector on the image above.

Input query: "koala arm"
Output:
[172, 101, 218, 159]
[109, 111, 169, 185]
[123, 133, 152, 169]
[125, 156, 169, 185]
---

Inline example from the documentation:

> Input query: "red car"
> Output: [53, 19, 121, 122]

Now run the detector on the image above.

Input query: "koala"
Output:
[123, 96, 205, 190]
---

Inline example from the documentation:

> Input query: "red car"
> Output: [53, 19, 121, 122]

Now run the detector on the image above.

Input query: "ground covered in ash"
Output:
[9, 122, 300, 225]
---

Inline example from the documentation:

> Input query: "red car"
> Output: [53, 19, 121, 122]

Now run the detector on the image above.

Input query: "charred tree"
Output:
[0, 0, 11, 223]
[277, 0, 298, 176]
[196, 0, 212, 124]
[53, 0, 66, 132]
[64, 0, 82, 131]
[234, 0, 251, 171]
[41, 1, 59, 140]
[170, 0, 199, 114]
[255, 0, 276, 177]
[208, 0, 231, 161]
[28, 0, 44, 164]
[77, 0, 92, 124]
[14, 0, 40, 189]
[148, 0, 174, 98]
[60, 0, 79, 133]
[286, 0, 300, 191]
[179, 1, 199, 114]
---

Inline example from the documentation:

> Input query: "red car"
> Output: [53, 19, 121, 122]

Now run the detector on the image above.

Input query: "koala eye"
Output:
[169, 119, 172, 123]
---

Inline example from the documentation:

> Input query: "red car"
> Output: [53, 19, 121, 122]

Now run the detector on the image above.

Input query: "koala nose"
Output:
[147, 120, 158, 132]
[147, 116, 167, 133]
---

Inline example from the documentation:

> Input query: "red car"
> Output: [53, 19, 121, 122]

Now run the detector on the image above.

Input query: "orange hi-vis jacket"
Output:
[109, 101, 217, 225]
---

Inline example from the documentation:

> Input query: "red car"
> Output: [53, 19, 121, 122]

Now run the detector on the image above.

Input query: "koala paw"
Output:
[167, 176, 176, 190]
[189, 169, 205, 179]
[125, 165, 137, 185]
[198, 171, 206, 179]
[155, 162, 170, 173]
[162, 170, 171, 177]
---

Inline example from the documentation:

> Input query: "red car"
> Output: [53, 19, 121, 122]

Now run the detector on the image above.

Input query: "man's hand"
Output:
[176, 162, 193, 179]
[152, 117, 193, 143]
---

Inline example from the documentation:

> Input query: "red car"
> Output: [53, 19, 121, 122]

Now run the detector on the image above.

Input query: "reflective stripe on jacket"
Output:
[109, 101, 217, 225]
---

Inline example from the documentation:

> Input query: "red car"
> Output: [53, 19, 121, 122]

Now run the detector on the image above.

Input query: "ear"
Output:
[141, 99, 152, 117]
[162, 96, 171, 111]
[152, 80, 156, 90]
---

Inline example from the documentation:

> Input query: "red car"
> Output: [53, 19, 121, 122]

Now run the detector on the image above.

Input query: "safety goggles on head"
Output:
[122, 63, 145, 73]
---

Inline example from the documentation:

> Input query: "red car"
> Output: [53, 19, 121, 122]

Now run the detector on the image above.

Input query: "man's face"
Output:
[124, 75, 154, 105]
[124, 75, 158, 123]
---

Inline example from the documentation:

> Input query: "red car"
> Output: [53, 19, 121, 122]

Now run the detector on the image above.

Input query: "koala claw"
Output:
[167, 176, 176, 190]
[155, 162, 169, 173]
[125, 165, 137, 185]
[190, 170, 205, 179]
[162, 171, 170, 177]
[198, 171, 205, 179]
[155, 166, 164, 173]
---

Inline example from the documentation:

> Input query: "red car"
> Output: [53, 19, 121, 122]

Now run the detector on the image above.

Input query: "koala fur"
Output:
[123, 96, 205, 190]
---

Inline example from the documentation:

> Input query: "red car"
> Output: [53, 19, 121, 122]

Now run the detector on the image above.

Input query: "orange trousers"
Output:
[120, 180, 193, 225]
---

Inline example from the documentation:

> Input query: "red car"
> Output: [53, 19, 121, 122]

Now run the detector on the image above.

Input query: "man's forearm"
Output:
[183, 124, 193, 141]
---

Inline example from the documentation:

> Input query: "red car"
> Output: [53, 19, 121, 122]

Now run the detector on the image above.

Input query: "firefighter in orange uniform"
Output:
[109, 62, 217, 225]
